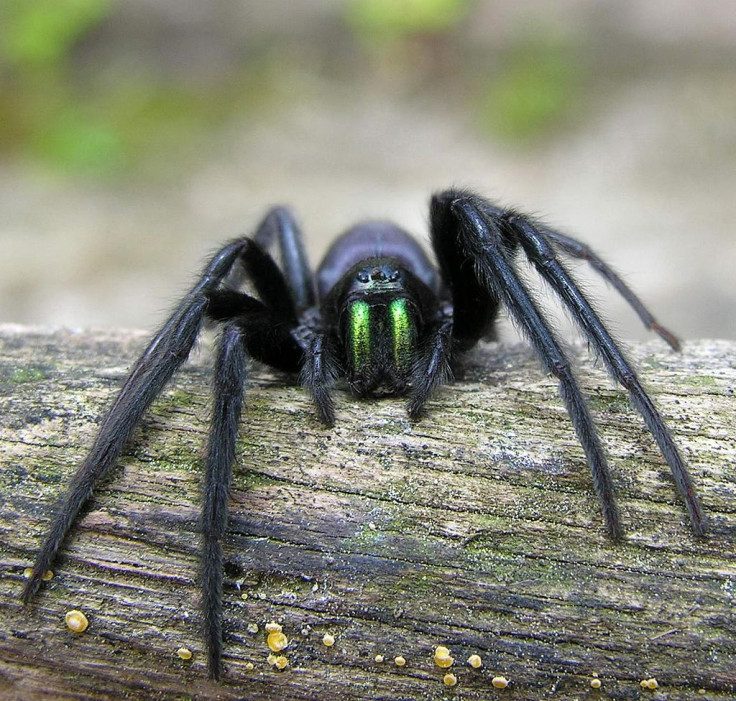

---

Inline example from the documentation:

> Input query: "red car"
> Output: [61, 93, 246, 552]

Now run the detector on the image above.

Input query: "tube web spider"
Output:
[22, 189, 705, 679]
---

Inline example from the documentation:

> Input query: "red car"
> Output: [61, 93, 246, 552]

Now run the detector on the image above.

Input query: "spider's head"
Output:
[331, 259, 428, 396]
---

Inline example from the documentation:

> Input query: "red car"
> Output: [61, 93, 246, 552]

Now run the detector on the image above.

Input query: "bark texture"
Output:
[0, 324, 734, 700]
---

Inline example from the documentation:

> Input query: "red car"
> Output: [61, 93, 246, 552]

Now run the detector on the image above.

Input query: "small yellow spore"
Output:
[176, 647, 192, 660]
[467, 654, 482, 669]
[65, 609, 89, 633]
[640, 678, 659, 690]
[247, 622, 259, 634]
[267, 631, 289, 652]
[322, 633, 336, 647]
[375, 654, 385, 663]
[23, 567, 54, 581]
[433, 645, 454, 668]
[394, 655, 406, 667]
[245, 662, 254, 671]
[268, 654, 288, 670]
[590, 677, 602, 689]
[443, 672, 458, 687]
[491, 676, 509, 689]
[265, 621, 282, 634]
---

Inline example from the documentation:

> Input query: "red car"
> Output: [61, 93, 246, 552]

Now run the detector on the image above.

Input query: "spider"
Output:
[22, 188, 705, 680]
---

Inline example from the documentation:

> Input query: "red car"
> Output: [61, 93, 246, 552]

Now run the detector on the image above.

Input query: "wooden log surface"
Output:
[0, 324, 734, 700]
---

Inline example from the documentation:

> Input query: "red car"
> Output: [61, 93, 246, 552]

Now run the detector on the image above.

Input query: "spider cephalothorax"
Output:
[22, 189, 705, 679]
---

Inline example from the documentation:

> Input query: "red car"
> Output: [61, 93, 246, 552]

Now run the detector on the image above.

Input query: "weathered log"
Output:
[0, 324, 734, 700]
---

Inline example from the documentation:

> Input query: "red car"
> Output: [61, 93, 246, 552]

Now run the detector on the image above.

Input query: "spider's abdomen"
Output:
[316, 221, 437, 299]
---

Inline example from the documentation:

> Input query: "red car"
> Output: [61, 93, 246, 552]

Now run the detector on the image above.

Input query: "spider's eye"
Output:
[348, 300, 371, 370]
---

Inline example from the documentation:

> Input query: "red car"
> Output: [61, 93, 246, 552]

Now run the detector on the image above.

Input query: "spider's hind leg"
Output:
[254, 206, 316, 313]
[501, 211, 705, 534]
[21, 239, 255, 604]
[534, 224, 680, 350]
[431, 189, 623, 538]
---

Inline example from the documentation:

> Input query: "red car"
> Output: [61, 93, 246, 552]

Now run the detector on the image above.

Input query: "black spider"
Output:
[22, 189, 705, 680]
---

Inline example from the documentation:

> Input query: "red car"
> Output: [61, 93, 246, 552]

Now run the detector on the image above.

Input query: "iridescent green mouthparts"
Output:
[347, 298, 415, 372]
[389, 298, 414, 370]
[348, 299, 372, 370]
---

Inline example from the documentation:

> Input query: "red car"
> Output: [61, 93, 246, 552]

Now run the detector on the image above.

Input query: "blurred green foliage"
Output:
[477, 38, 584, 142]
[0, 0, 585, 178]
[345, 0, 471, 42]
[0, 0, 121, 175]
[2, 0, 110, 69]
[0, 0, 270, 178]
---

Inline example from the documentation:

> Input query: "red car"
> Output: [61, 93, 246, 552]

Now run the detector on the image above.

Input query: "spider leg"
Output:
[201, 324, 247, 680]
[480, 202, 680, 349]
[236, 238, 299, 322]
[250, 208, 338, 422]
[503, 212, 705, 535]
[407, 313, 454, 419]
[433, 190, 623, 538]
[206, 289, 303, 371]
[22, 239, 254, 604]
[201, 288, 306, 677]
[254, 206, 316, 312]
[300, 331, 339, 425]
[543, 227, 680, 349]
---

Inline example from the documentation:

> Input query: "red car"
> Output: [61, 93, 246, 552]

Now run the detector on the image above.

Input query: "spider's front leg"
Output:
[431, 189, 704, 536]
[22, 209, 311, 681]
[200, 324, 247, 679]
[431, 190, 623, 538]
[21, 238, 255, 605]
[505, 209, 704, 534]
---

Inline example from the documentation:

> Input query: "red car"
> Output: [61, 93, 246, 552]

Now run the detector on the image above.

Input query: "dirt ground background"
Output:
[2, 0, 735, 343]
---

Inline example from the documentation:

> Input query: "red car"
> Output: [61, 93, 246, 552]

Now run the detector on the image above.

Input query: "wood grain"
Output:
[0, 325, 734, 700]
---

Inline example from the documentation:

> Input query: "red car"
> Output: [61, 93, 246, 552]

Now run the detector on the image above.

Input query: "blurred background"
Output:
[1, 0, 734, 341]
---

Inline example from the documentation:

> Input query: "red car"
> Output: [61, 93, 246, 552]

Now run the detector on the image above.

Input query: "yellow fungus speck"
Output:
[640, 678, 659, 690]
[247, 622, 259, 634]
[433, 645, 454, 668]
[491, 676, 509, 689]
[394, 655, 406, 666]
[590, 677, 602, 689]
[443, 672, 458, 686]
[375, 654, 384, 663]
[24, 567, 54, 581]
[322, 633, 336, 647]
[265, 621, 282, 633]
[467, 654, 482, 669]
[65, 610, 89, 633]
[268, 654, 288, 670]
[267, 631, 288, 652]
[176, 647, 192, 660]
[245, 662, 254, 671]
